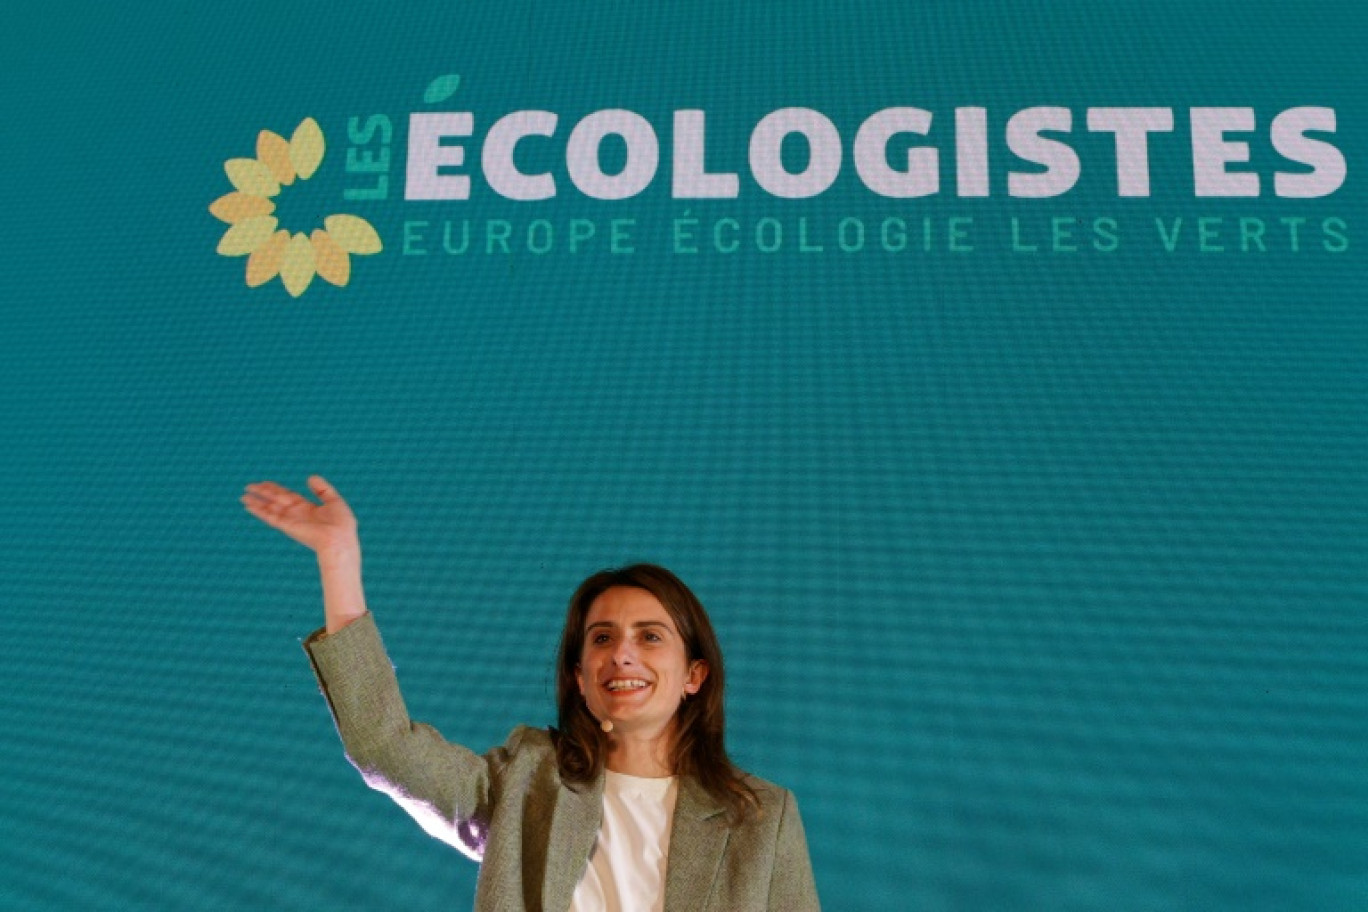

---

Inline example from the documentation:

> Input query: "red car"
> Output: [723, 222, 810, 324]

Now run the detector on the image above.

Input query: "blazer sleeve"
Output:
[767, 789, 821, 911]
[302, 612, 519, 862]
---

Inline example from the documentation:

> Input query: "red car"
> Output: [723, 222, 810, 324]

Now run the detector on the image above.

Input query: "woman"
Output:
[243, 475, 820, 912]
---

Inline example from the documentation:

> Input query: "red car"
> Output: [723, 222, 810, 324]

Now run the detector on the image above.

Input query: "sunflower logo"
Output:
[210, 118, 382, 297]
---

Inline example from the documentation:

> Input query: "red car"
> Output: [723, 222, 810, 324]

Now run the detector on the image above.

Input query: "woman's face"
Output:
[576, 586, 708, 741]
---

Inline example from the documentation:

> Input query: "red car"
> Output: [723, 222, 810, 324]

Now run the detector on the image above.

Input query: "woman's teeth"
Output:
[606, 679, 649, 691]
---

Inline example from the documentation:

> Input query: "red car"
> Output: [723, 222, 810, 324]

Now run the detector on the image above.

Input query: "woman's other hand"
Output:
[242, 475, 359, 557]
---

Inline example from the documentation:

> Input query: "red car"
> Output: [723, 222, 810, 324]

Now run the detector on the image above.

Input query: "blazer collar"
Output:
[543, 771, 604, 912]
[663, 776, 730, 912]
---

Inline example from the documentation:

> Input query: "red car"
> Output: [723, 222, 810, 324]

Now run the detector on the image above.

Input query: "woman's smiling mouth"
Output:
[604, 678, 651, 692]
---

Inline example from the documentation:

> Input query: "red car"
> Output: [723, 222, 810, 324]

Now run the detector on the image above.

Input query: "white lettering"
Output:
[405, 112, 474, 200]
[1086, 107, 1174, 197]
[955, 107, 989, 197]
[1271, 106, 1346, 198]
[1191, 107, 1259, 197]
[1006, 107, 1079, 198]
[483, 111, 558, 201]
[672, 110, 739, 198]
[853, 107, 937, 198]
[749, 108, 842, 199]
[566, 109, 659, 200]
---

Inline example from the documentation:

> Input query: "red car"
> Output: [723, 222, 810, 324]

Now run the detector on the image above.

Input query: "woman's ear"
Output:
[685, 660, 709, 694]
[575, 665, 585, 696]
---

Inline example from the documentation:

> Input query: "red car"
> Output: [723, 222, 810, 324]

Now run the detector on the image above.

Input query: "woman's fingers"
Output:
[246, 480, 306, 505]
[243, 491, 295, 527]
[243, 478, 359, 556]
[307, 475, 342, 503]
[247, 482, 312, 511]
[247, 478, 345, 509]
[242, 481, 310, 525]
[243, 477, 351, 526]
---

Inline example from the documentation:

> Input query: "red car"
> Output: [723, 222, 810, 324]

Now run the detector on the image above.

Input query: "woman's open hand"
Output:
[242, 476, 359, 557]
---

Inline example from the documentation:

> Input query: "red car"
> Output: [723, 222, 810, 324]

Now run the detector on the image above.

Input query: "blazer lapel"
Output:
[662, 777, 729, 912]
[542, 772, 605, 912]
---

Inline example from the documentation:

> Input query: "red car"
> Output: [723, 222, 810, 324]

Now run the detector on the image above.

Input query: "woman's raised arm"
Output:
[242, 475, 510, 861]
[241, 475, 368, 634]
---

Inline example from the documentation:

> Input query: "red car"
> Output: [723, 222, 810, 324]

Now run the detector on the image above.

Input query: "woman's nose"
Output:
[611, 640, 637, 664]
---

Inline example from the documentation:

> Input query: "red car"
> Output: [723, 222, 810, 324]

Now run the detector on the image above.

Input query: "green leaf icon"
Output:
[423, 74, 462, 104]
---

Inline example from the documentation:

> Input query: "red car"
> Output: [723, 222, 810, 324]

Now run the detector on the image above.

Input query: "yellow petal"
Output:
[311, 230, 351, 286]
[209, 191, 275, 224]
[257, 130, 295, 186]
[217, 216, 279, 255]
[246, 230, 290, 287]
[280, 232, 316, 297]
[225, 158, 280, 197]
[290, 117, 325, 180]
[323, 214, 382, 254]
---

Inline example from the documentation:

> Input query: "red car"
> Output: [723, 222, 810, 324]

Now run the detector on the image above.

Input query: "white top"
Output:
[569, 770, 680, 912]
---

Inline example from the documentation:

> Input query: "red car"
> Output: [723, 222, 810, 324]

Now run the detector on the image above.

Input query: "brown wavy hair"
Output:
[553, 563, 759, 824]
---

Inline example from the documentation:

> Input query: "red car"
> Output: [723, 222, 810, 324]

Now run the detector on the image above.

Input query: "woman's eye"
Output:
[644, 632, 661, 643]
[592, 633, 611, 645]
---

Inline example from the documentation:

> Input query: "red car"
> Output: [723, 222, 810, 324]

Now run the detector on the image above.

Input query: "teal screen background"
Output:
[2, 3, 1365, 909]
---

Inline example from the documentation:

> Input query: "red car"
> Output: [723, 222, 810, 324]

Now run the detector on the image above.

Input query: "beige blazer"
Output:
[304, 613, 821, 912]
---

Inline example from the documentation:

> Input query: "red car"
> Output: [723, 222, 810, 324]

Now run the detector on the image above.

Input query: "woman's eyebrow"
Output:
[586, 620, 672, 631]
